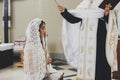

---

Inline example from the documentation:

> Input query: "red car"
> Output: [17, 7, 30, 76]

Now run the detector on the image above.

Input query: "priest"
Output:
[57, 0, 119, 80]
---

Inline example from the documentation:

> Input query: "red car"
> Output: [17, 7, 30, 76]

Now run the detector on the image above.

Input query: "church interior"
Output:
[0, 0, 120, 80]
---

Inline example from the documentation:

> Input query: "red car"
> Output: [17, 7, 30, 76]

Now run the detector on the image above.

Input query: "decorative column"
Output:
[3, 0, 11, 43]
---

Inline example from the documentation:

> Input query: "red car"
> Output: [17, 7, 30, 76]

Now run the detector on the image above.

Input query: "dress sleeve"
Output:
[61, 8, 82, 23]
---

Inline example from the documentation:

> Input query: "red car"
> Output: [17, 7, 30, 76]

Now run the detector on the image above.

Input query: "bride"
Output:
[24, 18, 64, 80]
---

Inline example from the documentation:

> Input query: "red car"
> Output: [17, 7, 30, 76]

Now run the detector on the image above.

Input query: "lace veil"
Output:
[24, 18, 46, 80]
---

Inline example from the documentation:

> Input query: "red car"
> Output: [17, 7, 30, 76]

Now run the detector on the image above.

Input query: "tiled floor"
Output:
[0, 60, 119, 80]
[51, 60, 77, 80]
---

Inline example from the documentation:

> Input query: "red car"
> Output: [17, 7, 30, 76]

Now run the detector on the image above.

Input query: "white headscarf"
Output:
[24, 18, 46, 80]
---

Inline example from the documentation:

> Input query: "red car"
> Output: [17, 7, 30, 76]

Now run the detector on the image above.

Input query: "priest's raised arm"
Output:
[58, 5, 109, 24]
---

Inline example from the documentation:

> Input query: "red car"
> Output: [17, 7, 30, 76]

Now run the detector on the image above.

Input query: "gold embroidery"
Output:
[88, 47, 93, 54]
[89, 23, 94, 31]
[105, 3, 112, 9]
[76, 77, 84, 80]
[106, 16, 118, 71]
[88, 0, 94, 8]
[87, 68, 92, 76]
[79, 68, 82, 74]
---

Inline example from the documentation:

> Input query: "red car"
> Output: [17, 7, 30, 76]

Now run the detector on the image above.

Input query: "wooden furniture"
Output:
[0, 43, 14, 69]
[13, 40, 25, 68]
[14, 50, 24, 68]
[113, 40, 120, 79]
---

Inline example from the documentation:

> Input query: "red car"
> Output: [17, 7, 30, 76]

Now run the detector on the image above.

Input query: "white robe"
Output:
[62, 0, 118, 79]
[114, 2, 120, 36]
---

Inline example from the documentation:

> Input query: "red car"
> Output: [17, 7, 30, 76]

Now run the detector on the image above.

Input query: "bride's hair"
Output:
[39, 21, 45, 28]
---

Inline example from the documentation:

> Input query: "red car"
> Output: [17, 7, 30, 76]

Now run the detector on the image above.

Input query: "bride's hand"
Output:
[46, 57, 52, 64]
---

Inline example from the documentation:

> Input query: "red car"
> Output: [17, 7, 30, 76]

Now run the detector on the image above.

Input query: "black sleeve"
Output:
[61, 8, 82, 24]
[101, 14, 109, 23]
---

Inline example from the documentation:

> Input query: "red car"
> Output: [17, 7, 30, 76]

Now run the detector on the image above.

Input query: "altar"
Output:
[0, 43, 14, 69]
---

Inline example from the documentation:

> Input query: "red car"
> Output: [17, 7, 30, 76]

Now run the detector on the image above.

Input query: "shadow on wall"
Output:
[48, 43, 66, 60]
[12, 0, 25, 1]
[48, 43, 57, 52]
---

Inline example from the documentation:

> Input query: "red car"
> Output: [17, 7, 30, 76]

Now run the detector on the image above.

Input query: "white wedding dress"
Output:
[24, 18, 63, 80]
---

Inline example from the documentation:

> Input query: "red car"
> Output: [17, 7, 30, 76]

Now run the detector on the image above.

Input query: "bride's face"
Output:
[39, 23, 46, 35]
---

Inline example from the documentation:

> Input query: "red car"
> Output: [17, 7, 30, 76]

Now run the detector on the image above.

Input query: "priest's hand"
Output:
[57, 5, 65, 13]
[46, 57, 52, 64]
[104, 6, 110, 15]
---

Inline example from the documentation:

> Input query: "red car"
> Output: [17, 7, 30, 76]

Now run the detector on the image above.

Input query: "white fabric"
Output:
[62, 0, 104, 68]
[24, 18, 46, 80]
[62, 12, 102, 80]
[24, 18, 63, 80]
[76, 0, 103, 9]
[62, 0, 118, 79]
[42, 33, 63, 80]
[0, 43, 13, 51]
[106, 11, 118, 72]
[114, 2, 120, 37]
